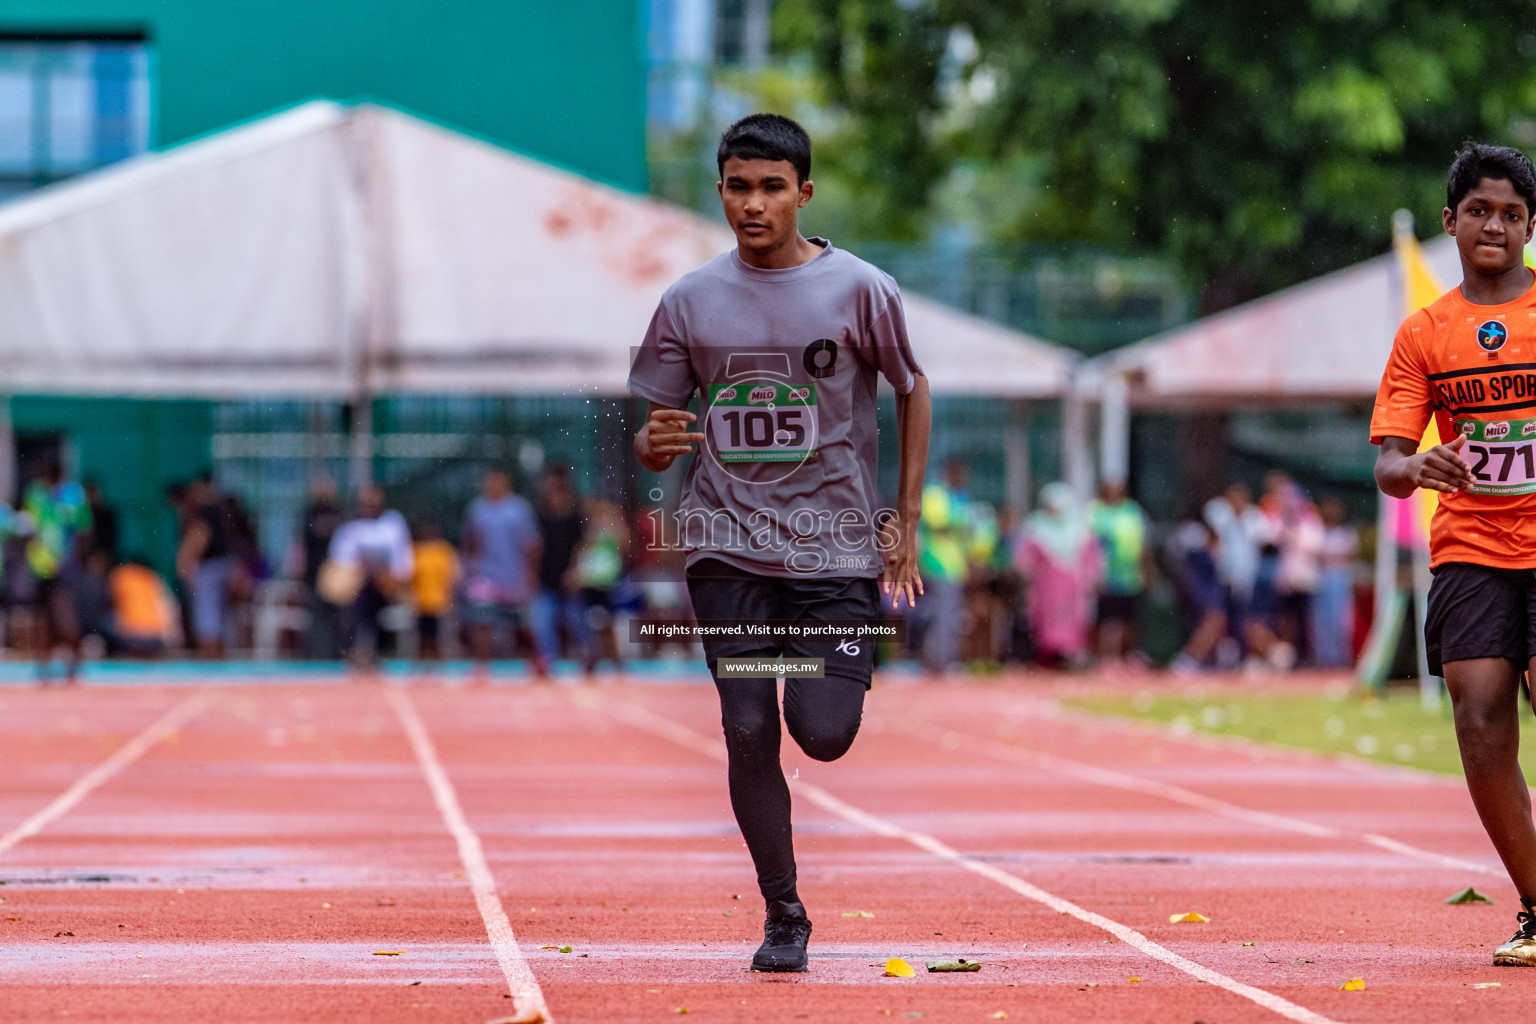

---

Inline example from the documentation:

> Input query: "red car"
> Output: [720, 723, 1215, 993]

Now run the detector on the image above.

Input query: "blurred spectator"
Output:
[917, 459, 985, 673]
[175, 477, 237, 658]
[1269, 479, 1324, 664]
[299, 475, 344, 659]
[109, 557, 180, 656]
[1311, 497, 1360, 669]
[532, 464, 588, 665]
[0, 509, 36, 649]
[411, 520, 459, 662]
[25, 463, 91, 682]
[73, 548, 114, 655]
[461, 469, 544, 679]
[83, 481, 117, 562]
[1087, 479, 1149, 664]
[1013, 482, 1100, 668]
[1168, 512, 1226, 674]
[329, 485, 413, 672]
[572, 498, 629, 674]
[1204, 483, 1292, 669]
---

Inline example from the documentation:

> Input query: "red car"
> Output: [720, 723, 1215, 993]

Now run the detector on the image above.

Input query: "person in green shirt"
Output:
[24, 462, 92, 684]
[917, 460, 995, 671]
[1086, 479, 1149, 664]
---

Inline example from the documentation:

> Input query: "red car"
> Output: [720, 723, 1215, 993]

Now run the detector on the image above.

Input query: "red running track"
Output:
[0, 675, 1531, 1023]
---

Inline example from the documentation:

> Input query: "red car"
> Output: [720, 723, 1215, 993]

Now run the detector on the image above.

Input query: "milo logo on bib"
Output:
[748, 386, 776, 405]
[1454, 416, 1536, 495]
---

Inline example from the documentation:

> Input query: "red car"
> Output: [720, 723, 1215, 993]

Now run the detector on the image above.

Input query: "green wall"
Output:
[13, 397, 213, 578]
[0, 0, 648, 191]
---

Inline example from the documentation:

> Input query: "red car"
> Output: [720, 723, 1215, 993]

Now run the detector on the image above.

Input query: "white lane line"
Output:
[601, 697, 1343, 1024]
[0, 692, 209, 858]
[907, 723, 1497, 877]
[385, 687, 550, 1024]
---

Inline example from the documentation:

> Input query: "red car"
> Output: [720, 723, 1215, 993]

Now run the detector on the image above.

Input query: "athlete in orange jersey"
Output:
[1372, 142, 1536, 967]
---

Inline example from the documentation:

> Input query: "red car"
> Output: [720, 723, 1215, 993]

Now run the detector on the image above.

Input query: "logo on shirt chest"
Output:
[803, 339, 838, 379]
[1477, 320, 1508, 353]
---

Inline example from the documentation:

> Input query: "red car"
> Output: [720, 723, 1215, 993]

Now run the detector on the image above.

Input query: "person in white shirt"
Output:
[329, 485, 413, 672]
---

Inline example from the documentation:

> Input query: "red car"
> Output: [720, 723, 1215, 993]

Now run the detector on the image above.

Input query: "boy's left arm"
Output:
[884, 373, 931, 610]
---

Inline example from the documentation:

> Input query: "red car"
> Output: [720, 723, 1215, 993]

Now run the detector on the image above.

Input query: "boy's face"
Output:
[1444, 176, 1535, 277]
[718, 157, 813, 254]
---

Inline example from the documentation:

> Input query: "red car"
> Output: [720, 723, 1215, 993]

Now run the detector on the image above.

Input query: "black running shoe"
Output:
[751, 899, 812, 972]
[1494, 903, 1536, 966]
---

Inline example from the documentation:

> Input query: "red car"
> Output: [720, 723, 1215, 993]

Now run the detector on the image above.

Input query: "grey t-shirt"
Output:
[627, 240, 922, 579]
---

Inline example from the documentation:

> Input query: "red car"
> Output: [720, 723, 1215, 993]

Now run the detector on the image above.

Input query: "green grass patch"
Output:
[1066, 687, 1536, 781]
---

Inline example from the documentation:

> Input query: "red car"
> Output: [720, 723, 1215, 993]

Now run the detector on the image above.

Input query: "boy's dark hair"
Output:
[717, 113, 812, 183]
[1447, 141, 1536, 216]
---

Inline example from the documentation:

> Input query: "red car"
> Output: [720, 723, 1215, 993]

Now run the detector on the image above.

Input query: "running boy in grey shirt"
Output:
[629, 113, 931, 973]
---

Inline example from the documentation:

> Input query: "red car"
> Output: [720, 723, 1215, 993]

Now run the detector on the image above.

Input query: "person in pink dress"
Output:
[1013, 482, 1101, 668]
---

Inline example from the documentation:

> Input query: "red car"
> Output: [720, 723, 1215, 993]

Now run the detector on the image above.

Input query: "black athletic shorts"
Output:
[1425, 562, 1536, 676]
[684, 557, 880, 688]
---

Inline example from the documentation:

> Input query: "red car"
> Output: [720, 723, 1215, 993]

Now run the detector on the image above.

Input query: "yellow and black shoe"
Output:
[1494, 904, 1536, 966]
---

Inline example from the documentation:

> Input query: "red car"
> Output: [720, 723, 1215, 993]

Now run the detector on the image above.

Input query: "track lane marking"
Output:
[386, 687, 550, 1024]
[902, 721, 1497, 876]
[0, 691, 209, 858]
[600, 696, 1344, 1024]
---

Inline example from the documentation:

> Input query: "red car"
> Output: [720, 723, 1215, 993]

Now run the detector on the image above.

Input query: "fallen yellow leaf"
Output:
[1129, 976, 1141, 983]
[989, 1013, 1007, 1020]
[373, 950, 405, 956]
[884, 957, 916, 978]
[1169, 912, 1209, 924]
[676, 1009, 690, 1015]
[842, 910, 876, 918]
[1339, 978, 1365, 991]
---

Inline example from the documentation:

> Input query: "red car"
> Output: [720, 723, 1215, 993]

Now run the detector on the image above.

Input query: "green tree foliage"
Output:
[778, 0, 1536, 310]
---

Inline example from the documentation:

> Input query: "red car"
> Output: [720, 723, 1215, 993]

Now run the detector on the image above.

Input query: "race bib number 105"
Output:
[706, 382, 818, 462]
[1455, 417, 1536, 495]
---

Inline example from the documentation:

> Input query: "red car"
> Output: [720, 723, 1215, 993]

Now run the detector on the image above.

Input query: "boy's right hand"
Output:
[636, 407, 705, 471]
[1405, 434, 1475, 493]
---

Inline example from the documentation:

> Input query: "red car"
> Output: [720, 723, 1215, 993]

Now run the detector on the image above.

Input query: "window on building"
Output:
[714, 0, 768, 68]
[0, 35, 152, 199]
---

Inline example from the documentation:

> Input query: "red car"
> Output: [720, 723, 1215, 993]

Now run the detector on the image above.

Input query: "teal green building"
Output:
[0, 2, 648, 576]
[0, 0, 647, 190]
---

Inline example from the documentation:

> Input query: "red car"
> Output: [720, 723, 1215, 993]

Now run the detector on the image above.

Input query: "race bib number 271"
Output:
[1455, 417, 1536, 494]
[706, 382, 818, 462]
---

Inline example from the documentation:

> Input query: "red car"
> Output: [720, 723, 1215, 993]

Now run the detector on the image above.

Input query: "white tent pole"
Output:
[1004, 399, 1031, 516]
[1359, 488, 1396, 689]
[1099, 371, 1129, 485]
[1062, 371, 1094, 499]
[1412, 537, 1437, 709]
[348, 106, 393, 492]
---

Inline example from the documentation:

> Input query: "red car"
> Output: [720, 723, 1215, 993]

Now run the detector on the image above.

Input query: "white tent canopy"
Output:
[1092, 235, 1462, 407]
[0, 101, 1071, 399]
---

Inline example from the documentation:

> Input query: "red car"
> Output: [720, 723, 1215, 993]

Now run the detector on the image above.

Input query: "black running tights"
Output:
[714, 674, 866, 903]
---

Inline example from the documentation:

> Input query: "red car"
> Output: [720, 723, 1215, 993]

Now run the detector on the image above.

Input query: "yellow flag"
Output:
[1392, 217, 1447, 542]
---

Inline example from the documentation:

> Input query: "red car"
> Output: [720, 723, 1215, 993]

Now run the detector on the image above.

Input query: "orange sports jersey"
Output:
[1371, 279, 1536, 568]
